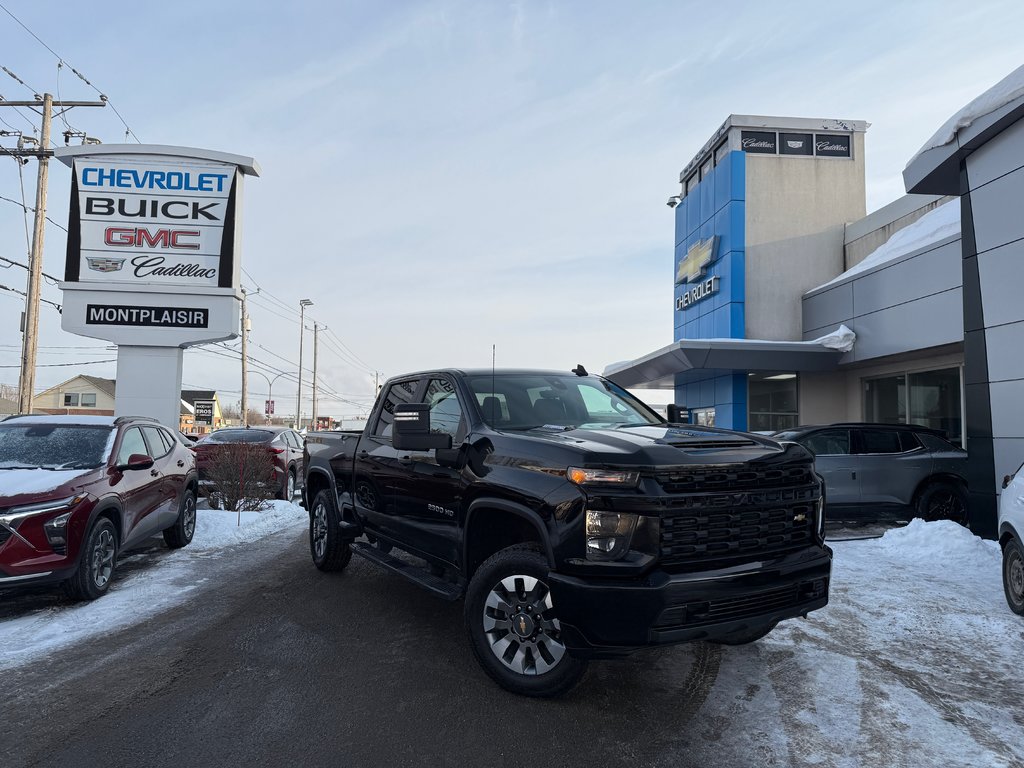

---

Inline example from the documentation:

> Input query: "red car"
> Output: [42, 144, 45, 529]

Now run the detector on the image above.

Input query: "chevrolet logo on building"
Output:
[676, 237, 718, 284]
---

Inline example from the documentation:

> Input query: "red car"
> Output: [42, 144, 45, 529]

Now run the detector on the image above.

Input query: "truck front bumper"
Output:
[547, 546, 832, 658]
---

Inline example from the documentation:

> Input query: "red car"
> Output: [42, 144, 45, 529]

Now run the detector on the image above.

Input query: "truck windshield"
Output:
[465, 374, 663, 430]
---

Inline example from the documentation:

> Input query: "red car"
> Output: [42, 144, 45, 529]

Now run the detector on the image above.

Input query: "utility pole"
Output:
[312, 323, 319, 431]
[3, 94, 105, 413]
[296, 298, 313, 430]
[1, 93, 106, 413]
[240, 289, 249, 426]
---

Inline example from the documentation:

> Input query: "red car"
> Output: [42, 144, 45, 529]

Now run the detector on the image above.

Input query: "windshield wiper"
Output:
[502, 425, 575, 432]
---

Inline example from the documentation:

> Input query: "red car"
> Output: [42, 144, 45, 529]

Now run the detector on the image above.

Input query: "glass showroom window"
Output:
[691, 407, 716, 427]
[864, 367, 962, 445]
[80, 392, 96, 408]
[748, 373, 798, 432]
[63, 393, 79, 407]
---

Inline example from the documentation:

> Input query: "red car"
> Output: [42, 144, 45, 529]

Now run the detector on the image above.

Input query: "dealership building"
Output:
[606, 68, 1024, 536]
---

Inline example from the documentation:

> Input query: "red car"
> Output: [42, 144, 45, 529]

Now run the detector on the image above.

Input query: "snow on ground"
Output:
[700, 519, 1022, 768]
[0, 500, 307, 671]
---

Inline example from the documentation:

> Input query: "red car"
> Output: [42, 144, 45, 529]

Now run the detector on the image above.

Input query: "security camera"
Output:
[667, 195, 682, 208]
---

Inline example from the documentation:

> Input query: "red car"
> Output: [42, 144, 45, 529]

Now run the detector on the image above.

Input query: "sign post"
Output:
[55, 146, 260, 430]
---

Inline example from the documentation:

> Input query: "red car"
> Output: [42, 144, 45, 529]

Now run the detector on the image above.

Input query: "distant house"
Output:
[30, 375, 223, 432]
[34, 375, 117, 415]
[0, 396, 18, 416]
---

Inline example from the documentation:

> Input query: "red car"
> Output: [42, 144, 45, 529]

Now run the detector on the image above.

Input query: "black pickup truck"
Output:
[302, 367, 831, 697]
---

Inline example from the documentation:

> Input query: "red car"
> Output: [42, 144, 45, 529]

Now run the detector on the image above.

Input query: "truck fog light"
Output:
[585, 511, 638, 561]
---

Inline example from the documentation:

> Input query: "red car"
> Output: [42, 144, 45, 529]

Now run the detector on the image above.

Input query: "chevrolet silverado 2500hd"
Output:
[302, 368, 831, 697]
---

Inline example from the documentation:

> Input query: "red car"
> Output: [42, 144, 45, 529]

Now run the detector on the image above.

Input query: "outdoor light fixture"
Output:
[667, 195, 682, 208]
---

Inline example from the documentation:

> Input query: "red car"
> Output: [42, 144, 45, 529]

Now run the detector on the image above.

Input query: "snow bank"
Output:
[870, 518, 1001, 568]
[816, 200, 960, 290]
[190, 500, 308, 551]
[0, 500, 308, 671]
[909, 63, 1024, 165]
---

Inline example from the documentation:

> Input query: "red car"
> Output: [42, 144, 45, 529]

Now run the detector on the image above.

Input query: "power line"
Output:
[0, 358, 114, 368]
[0, 281, 60, 310]
[0, 2, 140, 143]
[0, 192, 67, 231]
[1, 255, 61, 284]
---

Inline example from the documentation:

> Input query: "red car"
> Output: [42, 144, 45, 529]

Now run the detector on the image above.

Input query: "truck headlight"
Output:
[567, 467, 640, 488]
[585, 511, 638, 561]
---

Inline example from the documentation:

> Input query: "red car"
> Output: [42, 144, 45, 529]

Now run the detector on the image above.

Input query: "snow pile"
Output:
[871, 518, 1001, 568]
[817, 200, 960, 290]
[0, 500, 308, 671]
[811, 324, 856, 352]
[910, 63, 1024, 164]
[190, 500, 308, 552]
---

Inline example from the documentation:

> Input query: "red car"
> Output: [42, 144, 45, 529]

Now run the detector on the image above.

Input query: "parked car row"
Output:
[0, 416, 307, 602]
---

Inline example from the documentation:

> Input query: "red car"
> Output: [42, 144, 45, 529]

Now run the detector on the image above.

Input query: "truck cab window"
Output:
[424, 378, 464, 440]
[373, 379, 420, 438]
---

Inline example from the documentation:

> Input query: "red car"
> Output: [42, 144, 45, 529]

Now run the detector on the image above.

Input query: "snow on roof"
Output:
[813, 200, 960, 291]
[908, 63, 1024, 167]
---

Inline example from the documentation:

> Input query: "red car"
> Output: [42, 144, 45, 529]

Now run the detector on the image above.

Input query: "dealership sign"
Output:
[64, 155, 240, 290]
[55, 146, 260, 347]
[194, 400, 215, 425]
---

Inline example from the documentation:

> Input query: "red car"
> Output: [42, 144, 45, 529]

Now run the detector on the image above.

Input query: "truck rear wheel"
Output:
[465, 545, 587, 697]
[310, 489, 351, 572]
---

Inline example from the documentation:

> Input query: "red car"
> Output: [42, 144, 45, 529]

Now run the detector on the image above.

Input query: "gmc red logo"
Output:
[103, 227, 200, 250]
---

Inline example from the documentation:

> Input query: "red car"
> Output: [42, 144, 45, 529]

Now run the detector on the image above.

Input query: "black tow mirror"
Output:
[666, 404, 689, 424]
[392, 403, 453, 452]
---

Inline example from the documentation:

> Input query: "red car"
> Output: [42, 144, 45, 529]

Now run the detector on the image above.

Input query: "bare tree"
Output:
[203, 443, 277, 514]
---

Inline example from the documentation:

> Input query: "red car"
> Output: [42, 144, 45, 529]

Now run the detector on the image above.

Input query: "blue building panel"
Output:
[672, 150, 748, 429]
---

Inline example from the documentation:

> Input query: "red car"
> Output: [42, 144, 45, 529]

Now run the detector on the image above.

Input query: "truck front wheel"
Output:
[465, 545, 587, 697]
[310, 489, 352, 572]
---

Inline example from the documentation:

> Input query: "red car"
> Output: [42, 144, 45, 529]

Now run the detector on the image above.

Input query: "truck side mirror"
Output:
[392, 403, 453, 452]
[666, 404, 689, 424]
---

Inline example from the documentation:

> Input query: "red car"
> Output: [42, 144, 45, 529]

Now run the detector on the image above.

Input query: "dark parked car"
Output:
[0, 414, 198, 599]
[193, 426, 304, 502]
[772, 423, 968, 523]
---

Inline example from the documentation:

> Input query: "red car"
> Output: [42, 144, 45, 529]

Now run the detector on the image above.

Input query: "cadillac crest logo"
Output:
[86, 256, 126, 273]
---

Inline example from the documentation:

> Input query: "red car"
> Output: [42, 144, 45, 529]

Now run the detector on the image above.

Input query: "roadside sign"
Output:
[265, 399, 274, 415]
[194, 400, 215, 425]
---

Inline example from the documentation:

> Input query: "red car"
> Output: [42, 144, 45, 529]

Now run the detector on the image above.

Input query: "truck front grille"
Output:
[654, 464, 819, 568]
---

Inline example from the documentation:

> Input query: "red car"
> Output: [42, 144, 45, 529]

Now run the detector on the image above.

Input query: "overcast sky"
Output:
[1, 0, 1022, 419]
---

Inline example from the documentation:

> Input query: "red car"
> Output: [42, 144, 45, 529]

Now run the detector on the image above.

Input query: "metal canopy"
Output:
[54, 144, 261, 176]
[604, 338, 843, 389]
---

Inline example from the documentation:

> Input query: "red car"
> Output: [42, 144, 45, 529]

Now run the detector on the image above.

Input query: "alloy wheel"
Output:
[312, 501, 328, 559]
[183, 495, 197, 539]
[928, 489, 965, 522]
[287, 472, 296, 499]
[91, 529, 115, 588]
[1010, 553, 1024, 603]
[483, 574, 566, 675]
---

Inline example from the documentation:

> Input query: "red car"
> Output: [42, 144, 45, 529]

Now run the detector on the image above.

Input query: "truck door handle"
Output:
[358, 450, 369, 458]
[852, 471, 857, 480]
[398, 455, 413, 464]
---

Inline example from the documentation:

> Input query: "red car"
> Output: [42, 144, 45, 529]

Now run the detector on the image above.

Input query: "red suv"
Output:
[193, 426, 305, 503]
[0, 414, 198, 599]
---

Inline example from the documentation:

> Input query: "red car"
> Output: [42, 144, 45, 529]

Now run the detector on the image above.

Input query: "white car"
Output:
[1000, 461, 1024, 615]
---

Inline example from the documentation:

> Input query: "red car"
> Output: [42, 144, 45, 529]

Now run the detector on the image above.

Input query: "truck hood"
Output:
[496, 423, 802, 467]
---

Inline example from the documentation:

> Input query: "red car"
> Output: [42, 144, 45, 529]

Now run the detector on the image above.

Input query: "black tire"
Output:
[163, 488, 197, 549]
[1003, 537, 1024, 616]
[309, 489, 352, 572]
[709, 622, 777, 646]
[465, 545, 587, 698]
[64, 517, 118, 601]
[916, 481, 968, 524]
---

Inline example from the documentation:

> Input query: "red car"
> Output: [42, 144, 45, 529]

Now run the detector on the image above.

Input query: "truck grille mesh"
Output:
[654, 464, 819, 568]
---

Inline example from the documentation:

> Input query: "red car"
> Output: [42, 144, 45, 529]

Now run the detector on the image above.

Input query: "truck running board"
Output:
[350, 542, 463, 601]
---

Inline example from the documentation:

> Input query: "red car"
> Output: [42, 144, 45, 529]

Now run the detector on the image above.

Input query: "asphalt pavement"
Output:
[2, 529, 724, 768]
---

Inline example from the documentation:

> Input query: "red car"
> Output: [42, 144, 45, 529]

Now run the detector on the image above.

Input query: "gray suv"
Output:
[772, 423, 968, 524]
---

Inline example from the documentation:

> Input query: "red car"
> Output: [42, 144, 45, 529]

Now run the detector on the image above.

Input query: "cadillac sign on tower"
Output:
[55, 145, 260, 431]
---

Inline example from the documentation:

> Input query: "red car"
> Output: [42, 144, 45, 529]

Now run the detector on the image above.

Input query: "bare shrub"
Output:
[203, 443, 277, 513]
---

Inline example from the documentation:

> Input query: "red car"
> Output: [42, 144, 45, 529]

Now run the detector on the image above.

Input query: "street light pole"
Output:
[248, 370, 293, 423]
[296, 298, 313, 430]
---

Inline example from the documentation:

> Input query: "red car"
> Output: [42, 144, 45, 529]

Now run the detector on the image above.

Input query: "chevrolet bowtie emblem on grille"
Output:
[86, 256, 125, 273]
[676, 236, 719, 284]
